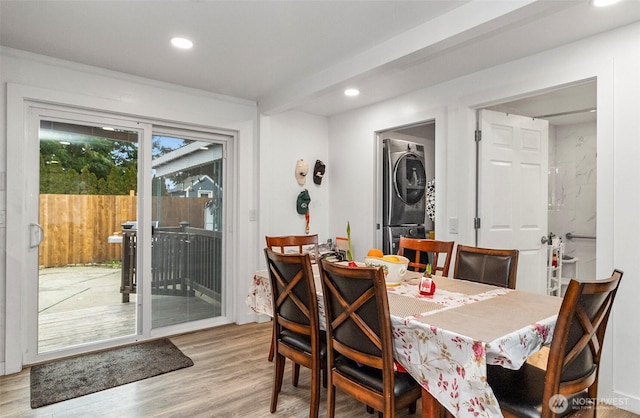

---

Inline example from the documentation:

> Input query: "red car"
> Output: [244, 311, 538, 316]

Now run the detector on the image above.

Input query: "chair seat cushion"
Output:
[334, 356, 419, 397]
[487, 363, 590, 418]
[280, 329, 327, 358]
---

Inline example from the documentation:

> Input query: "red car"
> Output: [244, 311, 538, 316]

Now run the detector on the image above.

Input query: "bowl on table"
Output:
[363, 255, 410, 286]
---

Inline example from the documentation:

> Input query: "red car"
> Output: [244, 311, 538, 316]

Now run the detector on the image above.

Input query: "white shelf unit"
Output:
[546, 242, 563, 297]
[560, 256, 579, 296]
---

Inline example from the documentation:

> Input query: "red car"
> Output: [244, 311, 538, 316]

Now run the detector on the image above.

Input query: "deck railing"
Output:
[120, 226, 222, 303]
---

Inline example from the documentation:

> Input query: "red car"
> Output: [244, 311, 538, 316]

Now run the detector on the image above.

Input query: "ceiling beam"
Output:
[258, 0, 575, 115]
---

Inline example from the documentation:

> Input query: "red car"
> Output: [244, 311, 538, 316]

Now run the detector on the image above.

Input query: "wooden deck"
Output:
[38, 266, 221, 353]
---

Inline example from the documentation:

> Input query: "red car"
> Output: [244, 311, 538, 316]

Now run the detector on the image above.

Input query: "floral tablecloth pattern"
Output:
[247, 271, 559, 418]
[247, 266, 326, 330]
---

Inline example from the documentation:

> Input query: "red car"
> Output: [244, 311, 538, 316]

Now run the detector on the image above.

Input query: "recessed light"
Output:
[171, 37, 193, 49]
[592, 0, 621, 7]
[344, 88, 360, 97]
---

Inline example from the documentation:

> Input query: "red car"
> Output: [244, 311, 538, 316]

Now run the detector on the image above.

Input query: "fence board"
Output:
[39, 195, 211, 267]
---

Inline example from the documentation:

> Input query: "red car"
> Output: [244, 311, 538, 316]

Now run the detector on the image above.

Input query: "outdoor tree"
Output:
[39, 134, 139, 195]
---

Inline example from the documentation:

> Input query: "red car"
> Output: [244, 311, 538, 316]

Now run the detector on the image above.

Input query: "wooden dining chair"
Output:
[264, 249, 326, 418]
[318, 259, 421, 418]
[398, 237, 455, 276]
[487, 269, 623, 418]
[265, 234, 319, 362]
[265, 234, 319, 263]
[453, 244, 519, 289]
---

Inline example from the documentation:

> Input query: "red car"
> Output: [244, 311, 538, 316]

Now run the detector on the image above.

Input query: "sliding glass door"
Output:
[22, 104, 232, 365]
[36, 115, 142, 355]
[150, 132, 226, 328]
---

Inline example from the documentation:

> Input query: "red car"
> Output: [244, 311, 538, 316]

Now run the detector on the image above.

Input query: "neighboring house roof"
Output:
[168, 175, 215, 194]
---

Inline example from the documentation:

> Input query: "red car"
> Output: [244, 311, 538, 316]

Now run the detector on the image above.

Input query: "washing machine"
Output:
[383, 138, 427, 226]
[383, 224, 427, 256]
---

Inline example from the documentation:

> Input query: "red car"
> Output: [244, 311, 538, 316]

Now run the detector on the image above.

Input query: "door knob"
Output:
[540, 235, 549, 244]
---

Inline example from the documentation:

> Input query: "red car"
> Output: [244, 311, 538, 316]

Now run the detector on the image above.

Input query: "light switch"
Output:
[249, 209, 257, 221]
[449, 217, 459, 234]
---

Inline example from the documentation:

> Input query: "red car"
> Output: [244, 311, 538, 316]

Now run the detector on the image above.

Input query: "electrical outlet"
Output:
[449, 217, 459, 234]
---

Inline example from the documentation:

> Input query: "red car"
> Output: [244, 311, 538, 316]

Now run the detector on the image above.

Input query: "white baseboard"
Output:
[607, 389, 640, 415]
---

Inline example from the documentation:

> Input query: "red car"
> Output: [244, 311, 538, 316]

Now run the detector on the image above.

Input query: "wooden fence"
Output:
[39, 194, 213, 267]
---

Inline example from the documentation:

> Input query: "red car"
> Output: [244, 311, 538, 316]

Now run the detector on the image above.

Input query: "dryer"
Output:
[382, 138, 428, 255]
[383, 138, 427, 226]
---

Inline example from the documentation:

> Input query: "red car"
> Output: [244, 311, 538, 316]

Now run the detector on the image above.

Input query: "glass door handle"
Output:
[29, 223, 44, 248]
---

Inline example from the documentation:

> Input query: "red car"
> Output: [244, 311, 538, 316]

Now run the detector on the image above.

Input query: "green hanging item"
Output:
[346, 221, 354, 261]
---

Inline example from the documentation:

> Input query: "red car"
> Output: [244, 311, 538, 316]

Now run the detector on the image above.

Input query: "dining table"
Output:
[246, 264, 562, 418]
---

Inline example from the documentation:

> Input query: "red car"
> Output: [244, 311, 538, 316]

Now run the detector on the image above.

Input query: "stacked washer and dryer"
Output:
[382, 138, 429, 255]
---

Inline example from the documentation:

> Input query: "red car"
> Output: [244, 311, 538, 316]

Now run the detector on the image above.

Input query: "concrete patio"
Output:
[39, 265, 127, 314]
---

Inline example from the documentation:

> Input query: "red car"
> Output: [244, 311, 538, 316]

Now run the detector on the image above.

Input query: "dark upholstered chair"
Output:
[264, 249, 326, 418]
[265, 234, 319, 362]
[487, 270, 623, 418]
[398, 237, 455, 276]
[318, 259, 421, 418]
[453, 244, 519, 289]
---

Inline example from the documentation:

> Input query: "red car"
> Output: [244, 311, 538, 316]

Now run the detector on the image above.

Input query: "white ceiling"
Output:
[486, 80, 598, 126]
[1, 1, 639, 119]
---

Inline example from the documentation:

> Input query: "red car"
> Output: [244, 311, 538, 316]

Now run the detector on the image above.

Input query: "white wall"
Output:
[0, 48, 259, 372]
[258, 111, 330, 266]
[328, 96, 463, 259]
[326, 23, 640, 413]
[549, 121, 597, 282]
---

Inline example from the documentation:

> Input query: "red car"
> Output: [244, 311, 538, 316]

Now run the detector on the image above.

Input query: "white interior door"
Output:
[478, 109, 549, 294]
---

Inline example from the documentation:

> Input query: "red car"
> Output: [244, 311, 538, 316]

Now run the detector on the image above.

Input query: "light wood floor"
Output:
[1, 322, 637, 418]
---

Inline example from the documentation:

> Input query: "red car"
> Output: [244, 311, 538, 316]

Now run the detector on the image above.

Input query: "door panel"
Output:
[25, 107, 147, 364]
[150, 135, 225, 328]
[479, 109, 549, 294]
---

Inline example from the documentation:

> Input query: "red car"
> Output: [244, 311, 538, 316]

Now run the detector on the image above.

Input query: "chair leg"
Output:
[268, 325, 275, 362]
[270, 354, 285, 413]
[309, 364, 321, 418]
[326, 382, 336, 418]
[292, 362, 301, 387]
[409, 400, 417, 414]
